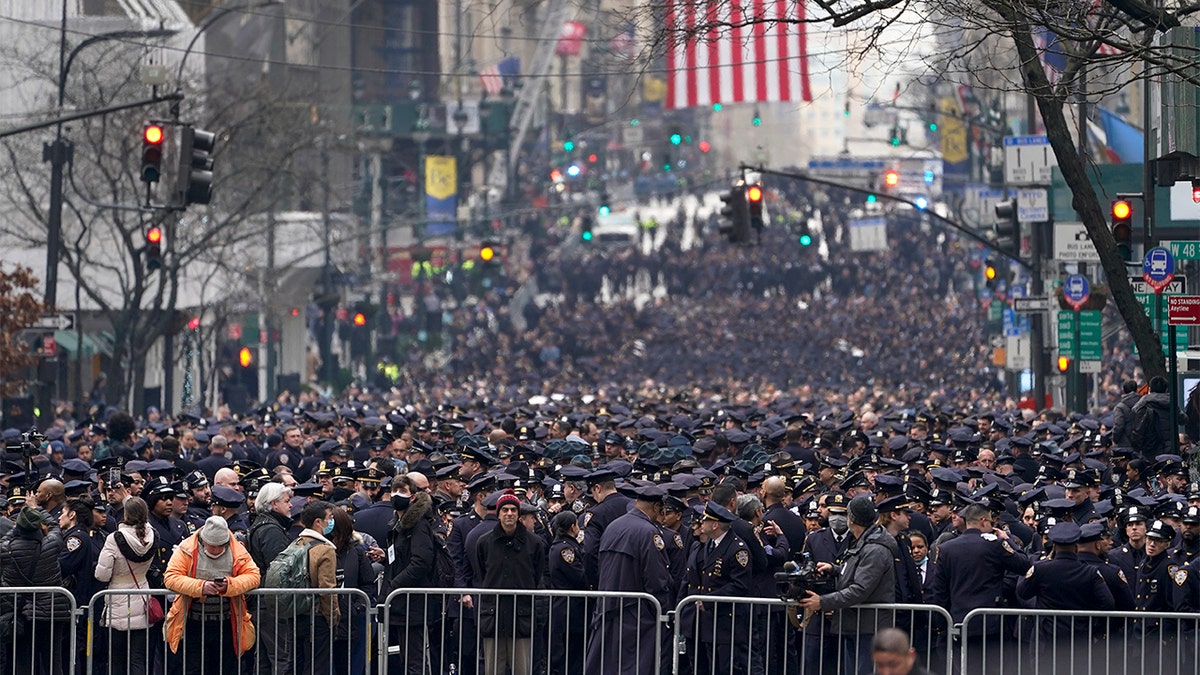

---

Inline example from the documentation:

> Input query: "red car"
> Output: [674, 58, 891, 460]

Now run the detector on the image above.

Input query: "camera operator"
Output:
[797, 495, 897, 675]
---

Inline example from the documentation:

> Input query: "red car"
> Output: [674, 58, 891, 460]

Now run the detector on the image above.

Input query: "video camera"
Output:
[774, 557, 836, 601]
[5, 429, 44, 458]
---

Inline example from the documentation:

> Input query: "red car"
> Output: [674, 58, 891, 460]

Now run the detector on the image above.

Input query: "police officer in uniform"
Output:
[1016, 521, 1113, 665]
[583, 484, 672, 675]
[682, 502, 751, 675]
[547, 510, 587, 675]
[183, 470, 212, 530]
[928, 503, 1030, 674]
[210, 485, 249, 542]
[1108, 506, 1148, 582]
[580, 468, 632, 589]
[1134, 520, 1178, 642]
[1076, 522, 1136, 612]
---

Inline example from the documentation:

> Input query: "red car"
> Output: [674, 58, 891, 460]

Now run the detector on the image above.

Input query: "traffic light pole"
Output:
[1029, 221, 1047, 411]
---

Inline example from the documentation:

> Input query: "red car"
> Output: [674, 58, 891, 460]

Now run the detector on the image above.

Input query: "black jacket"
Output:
[473, 522, 545, 638]
[1131, 392, 1175, 458]
[247, 510, 293, 575]
[0, 524, 73, 623]
[334, 539, 377, 641]
[383, 492, 441, 624]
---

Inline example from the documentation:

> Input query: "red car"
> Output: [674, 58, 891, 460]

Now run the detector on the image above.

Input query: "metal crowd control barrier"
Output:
[672, 596, 954, 675]
[379, 587, 663, 675]
[87, 587, 373, 675]
[1, 586, 78, 675]
[959, 608, 1200, 675]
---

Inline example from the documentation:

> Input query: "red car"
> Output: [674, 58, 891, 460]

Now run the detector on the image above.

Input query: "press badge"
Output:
[388, 544, 396, 564]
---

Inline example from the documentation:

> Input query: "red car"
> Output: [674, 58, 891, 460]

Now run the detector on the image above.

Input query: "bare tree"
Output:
[0, 36, 330, 411]
[646, 0, 1200, 379]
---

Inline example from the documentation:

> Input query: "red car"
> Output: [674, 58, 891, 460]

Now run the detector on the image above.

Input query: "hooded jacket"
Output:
[1131, 392, 1175, 458]
[383, 491, 442, 624]
[819, 523, 898, 635]
[94, 522, 158, 630]
[162, 531, 260, 655]
[0, 519, 72, 624]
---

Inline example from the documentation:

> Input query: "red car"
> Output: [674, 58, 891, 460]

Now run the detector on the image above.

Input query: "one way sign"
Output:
[31, 313, 74, 331]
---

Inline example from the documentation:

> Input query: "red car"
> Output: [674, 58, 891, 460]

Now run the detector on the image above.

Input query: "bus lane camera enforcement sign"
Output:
[1053, 222, 1101, 263]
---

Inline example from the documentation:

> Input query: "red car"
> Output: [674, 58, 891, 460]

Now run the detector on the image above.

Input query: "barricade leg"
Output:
[256, 612, 295, 675]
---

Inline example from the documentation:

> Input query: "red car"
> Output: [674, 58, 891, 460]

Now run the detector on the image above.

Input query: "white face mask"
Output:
[829, 515, 849, 535]
[202, 545, 225, 558]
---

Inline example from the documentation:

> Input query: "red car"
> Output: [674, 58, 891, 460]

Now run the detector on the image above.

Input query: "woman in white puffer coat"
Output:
[94, 497, 158, 675]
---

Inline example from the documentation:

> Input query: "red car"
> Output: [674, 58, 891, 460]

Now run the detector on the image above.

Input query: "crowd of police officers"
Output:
[0, 394, 1198, 674]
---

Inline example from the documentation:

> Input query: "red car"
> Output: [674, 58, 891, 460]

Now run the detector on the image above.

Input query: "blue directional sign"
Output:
[1063, 274, 1089, 311]
[1142, 246, 1175, 292]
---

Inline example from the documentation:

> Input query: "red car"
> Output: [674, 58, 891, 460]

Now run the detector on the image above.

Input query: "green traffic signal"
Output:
[598, 205, 611, 216]
[670, 133, 682, 145]
[563, 140, 575, 152]
[752, 116, 761, 127]
[713, 103, 722, 111]
[799, 234, 813, 246]
[630, 119, 639, 126]
[866, 194, 877, 203]
[928, 122, 938, 132]
[581, 230, 593, 241]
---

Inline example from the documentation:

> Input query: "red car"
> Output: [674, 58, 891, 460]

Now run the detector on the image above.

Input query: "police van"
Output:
[591, 212, 641, 247]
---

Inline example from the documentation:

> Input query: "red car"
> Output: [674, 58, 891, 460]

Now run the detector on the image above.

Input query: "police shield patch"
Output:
[735, 550, 749, 568]
[1000, 540, 1016, 554]
[1118, 569, 1127, 584]
[653, 534, 665, 551]
[65, 536, 81, 552]
[561, 547, 576, 565]
[1174, 569, 1188, 587]
[674, 533, 684, 549]
[1024, 565, 1035, 579]
[583, 512, 593, 528]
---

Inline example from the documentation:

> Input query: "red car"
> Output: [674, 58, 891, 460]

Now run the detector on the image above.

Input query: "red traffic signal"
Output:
[1057, 355, 1071, 372]
[141, 124, 165, 183]
[1111, 200, 1131, 221]
[746, 185, 763, 203]
[884, 170, 900, 188]
[1193, 179, 1200, 204]
[238, 347, 253, 368]
[353, 312, 367, 327]
[698, 141, 711, 153]
[144, 226, 163, 270]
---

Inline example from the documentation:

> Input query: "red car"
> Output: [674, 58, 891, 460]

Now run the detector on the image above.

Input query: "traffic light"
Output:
[798, 222, 813, 247]
[238, 346, 253, 368]
[669, 130, 682, 146]
[718, 182, 750, 244]
[883, 170, 900, 189]
[1057, 355, 1071, 373]
[141, 124, 164, 183]
[352, 311, 367, 327]
[177, 126, 215, 206]
[479, 243, 496, 262]
[984, 257, 998, 288]
[145, 226, 163, 271]
[581, 217, 594, 242]
[1111, 199, 1133, 262]
[994, 198, 1019, 257]
[598, 191, 611, 216]
[1192, 179, 1200, 203]
[746, 183, 764, 231]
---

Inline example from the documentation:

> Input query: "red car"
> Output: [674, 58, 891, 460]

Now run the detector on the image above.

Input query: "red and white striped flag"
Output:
[665, 0, 812, 109]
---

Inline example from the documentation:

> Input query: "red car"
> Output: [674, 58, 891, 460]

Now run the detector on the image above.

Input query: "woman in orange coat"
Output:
[163, 516, 260, 674]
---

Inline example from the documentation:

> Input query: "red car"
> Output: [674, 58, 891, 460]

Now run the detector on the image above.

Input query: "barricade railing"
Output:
[0, 586, 78, 675]
[958, 608, 1200, 675]
[87, 587, 374, 675]
[672, 596, 953, 675]
[379, 587, 663, 675]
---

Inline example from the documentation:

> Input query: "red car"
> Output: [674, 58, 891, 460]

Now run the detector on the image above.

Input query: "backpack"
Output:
[1131, 404, 1162, 455]
[262, 539, 317, 617]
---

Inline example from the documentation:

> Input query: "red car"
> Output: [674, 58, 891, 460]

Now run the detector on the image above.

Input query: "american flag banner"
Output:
[480, 57, 521, 96]
[664, 0, 812, 109]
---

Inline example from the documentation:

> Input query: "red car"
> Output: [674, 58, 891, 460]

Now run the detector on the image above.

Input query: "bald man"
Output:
[408, 471, 431, 493]
[214, 467, 242, 493]
[31, 478, 67, 520]
[762, 476, 807, 556]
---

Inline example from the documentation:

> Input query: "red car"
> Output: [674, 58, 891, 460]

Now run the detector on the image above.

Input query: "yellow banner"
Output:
[643, 76, 666, 103]
[939, 98, 968, 165]
[425, 155, 457, 201]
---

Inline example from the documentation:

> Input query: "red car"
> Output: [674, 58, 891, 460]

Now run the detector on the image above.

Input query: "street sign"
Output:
[1014, 296, 1051, 312]
[1052, 222, 1101, 262]
[31, 313, 74, 331]
[1142, 246, 1175, 292]
[1057, 310, 1102, 360]
[1166, 240, 1200, 261]
[1167, 295, 1200, 325]
[1128, 277, 1186, 295]
[1002, 308, 1030, 336]
[848, 216, 888, 252]
[1079, 360, 1102, 374]
[1006, 335, 1031, 370]
[1063, 274, 1089, 310]
[1016, 188, 1049, 223]
[1136, 293, 1189, 351]
[1003, 135, 1057, 185]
